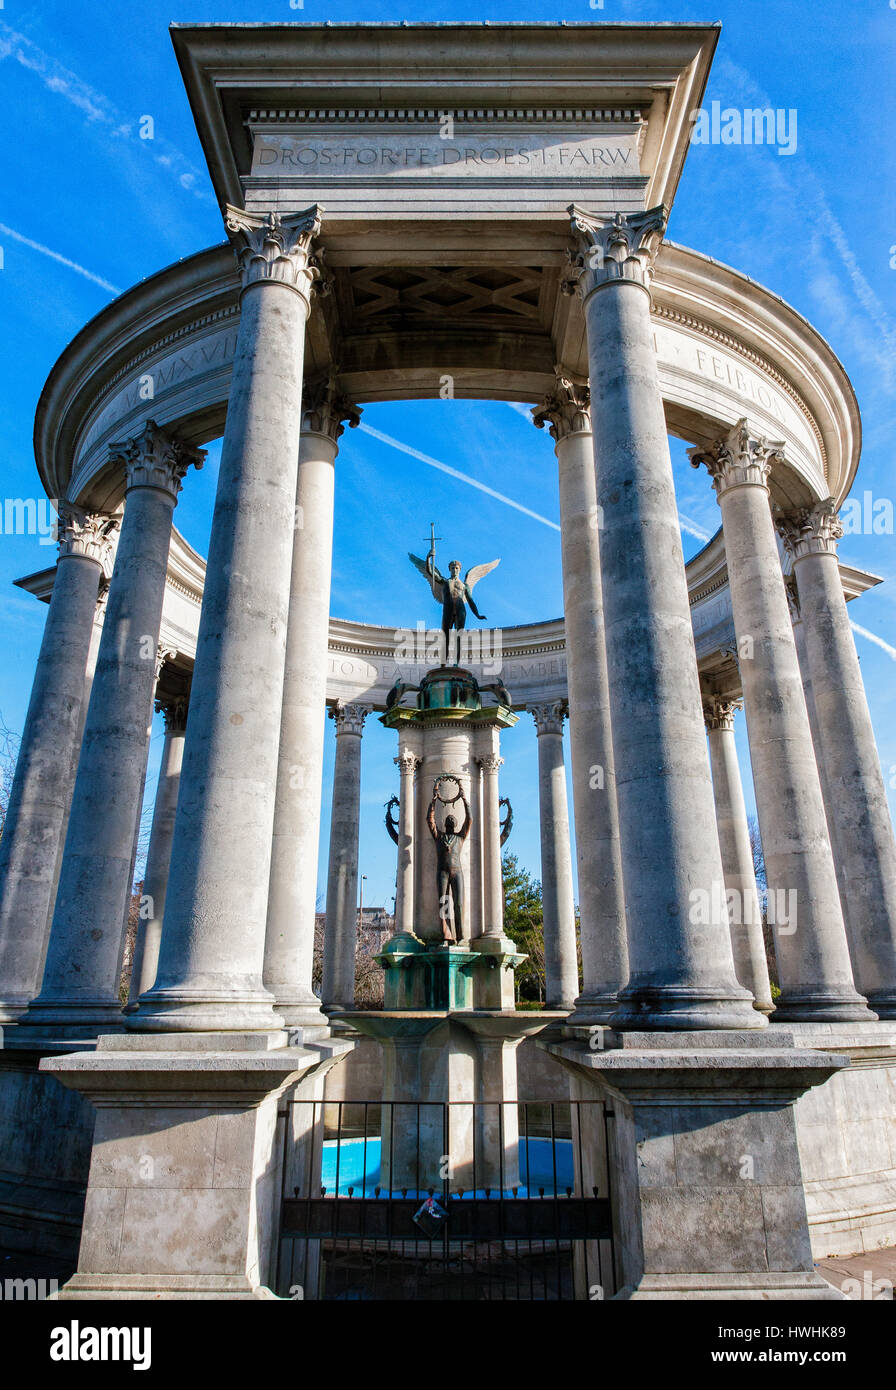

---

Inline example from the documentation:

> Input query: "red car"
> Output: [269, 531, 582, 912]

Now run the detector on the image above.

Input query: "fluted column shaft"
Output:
[0, 511, 115, 1021]
[531, 703, 579, 1009]
[321, 703, 370, 1012]
[128, 695, 188, 1002]
[691, 425, 871, 1021]
[134, 206, 320, 1034]
[703, 698, 773, 1013]
[394, 749, 419, 937]
[23, 426, 201, 1037]
[780, 502, 896, 1016]
[534, 380, 627, 1021]
[570, 205, 759, 1030]
[478, 753, 505, 938]
[264, 384, 359, 1029]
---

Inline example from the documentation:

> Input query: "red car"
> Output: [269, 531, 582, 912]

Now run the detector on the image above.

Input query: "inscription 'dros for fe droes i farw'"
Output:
[251, 130, 641, 178]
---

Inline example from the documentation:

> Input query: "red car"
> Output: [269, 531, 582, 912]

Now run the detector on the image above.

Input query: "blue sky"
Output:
[1, 1, 894, 916]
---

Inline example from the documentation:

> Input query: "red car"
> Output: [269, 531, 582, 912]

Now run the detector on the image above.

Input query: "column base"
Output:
[861, 991, 896, 1021]
[12, 998, 127, 1046]
[610, 985, 767, 1031]
[612, 1271, 843, 1301]
[51, 1273, 281, 1301]
[470, 936, 526, 1009]
[127, 984, 285, 1034]
[0, 995, 33, 1024]
[271, 991, 330, 1035]
[773, 990, 876, 1023]
[566, 992, 620, 1027]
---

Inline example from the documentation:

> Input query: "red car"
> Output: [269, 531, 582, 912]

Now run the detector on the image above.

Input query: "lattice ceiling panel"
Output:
[340, 265, 546, 327]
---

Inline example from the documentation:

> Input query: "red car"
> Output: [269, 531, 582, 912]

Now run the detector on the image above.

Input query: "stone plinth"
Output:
[375, 936, 525, 1012]
[41, 1031, 351, 1300]
[381, 666, 517, 947]
[543, 1030, 848, 1300]
[347, 1011, 564, 1193]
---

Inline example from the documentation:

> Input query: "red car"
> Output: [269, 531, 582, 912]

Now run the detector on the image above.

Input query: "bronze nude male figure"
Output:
[427, 784, 472, 943]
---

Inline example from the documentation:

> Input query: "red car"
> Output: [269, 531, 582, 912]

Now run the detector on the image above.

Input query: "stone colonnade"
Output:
[1, 204, 895, 1034]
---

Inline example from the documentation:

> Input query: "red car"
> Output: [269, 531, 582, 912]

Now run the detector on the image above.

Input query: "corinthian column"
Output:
[392, 747, 420, 939]
[21, 426, 203, 1038]
[530, 702, 579, 1010]
[477, 752, 506, 940]
[0, 508, 116, 1021]
[321, 702, 371, 1013]
[133, 206, 322, 1035]
[264, 377, 360, 1031]
[127, 691, 188, 1003]
[703, 696, 773, 1013]
[690, 424, 871, 1021]
[533, 376, 627, 1021]
[778, 500, 896, 1017]
[568, 206, 759, 1030]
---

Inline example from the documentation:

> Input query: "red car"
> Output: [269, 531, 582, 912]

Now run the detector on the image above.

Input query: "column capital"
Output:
[702, 696, 742, 733]
[225, 204, 323, 300]
[154, 645, 178, 684]
[155, 693, 188, 735]
[688, 418, 785, 498]
[301, 371, 362, 443]
[564, 205, 667, 300]
[329, 701, 372, 737]
[530, 700, 568, 736]
[775, 498, 843, 561]
[394, 751, 420, 775]
[111, 420, 206, 500]
[56, 506, 118, 575]
[532, 373, 591, 442]
[477, 753, 504, 775]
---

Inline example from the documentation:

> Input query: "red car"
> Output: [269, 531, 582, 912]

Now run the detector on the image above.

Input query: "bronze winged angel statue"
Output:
[409, 525, 500, 665]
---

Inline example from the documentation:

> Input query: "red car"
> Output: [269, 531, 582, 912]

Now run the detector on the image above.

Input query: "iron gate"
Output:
[276, 1100, 616, 1301]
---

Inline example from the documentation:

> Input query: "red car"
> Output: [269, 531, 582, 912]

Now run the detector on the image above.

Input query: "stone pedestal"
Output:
[42, 1031, 351, 1299]
[348, 1011, 564, 1193]
[384, 672, 517, 943]
[543, 1030, 848, 1299]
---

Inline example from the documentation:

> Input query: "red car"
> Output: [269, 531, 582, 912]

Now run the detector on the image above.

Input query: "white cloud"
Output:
[0, 21, 212, 204]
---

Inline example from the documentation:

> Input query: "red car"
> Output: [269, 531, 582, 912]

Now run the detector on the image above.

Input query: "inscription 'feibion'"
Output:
[250, 129, 642, 179]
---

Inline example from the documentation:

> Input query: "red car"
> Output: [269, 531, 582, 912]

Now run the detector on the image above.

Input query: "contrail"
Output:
[504, 400, 713, 541]
[850, 621, 896, 662]
[679, 516, 713, 542]
[0, 223, 121, 294]
[357, 423, 561, 531]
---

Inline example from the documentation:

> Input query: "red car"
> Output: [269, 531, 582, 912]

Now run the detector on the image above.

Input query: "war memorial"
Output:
[0, 20, 894, 1303]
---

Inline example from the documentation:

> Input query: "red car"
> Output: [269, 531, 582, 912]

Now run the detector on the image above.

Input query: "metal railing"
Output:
[276, 1099, 616, 1301]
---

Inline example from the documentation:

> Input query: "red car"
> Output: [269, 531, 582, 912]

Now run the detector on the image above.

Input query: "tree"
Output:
[502, 851, 547, 1004]
[748, 813, 779, 994]
[0, 714, 20, 844]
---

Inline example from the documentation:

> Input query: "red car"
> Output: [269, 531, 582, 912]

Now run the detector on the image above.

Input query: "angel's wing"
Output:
[408, 552, 444, 590]
[464, 558, 500, 591]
